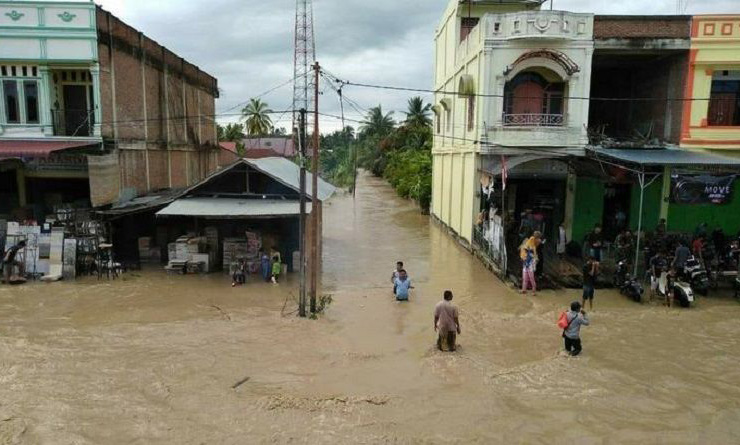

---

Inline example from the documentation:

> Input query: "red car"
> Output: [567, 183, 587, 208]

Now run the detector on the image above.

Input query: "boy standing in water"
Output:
[271, 256, 281, 284]
[582, 255, 599, 310]
[260, 248, 271, 282]
[391, 261, 403, 294]
[563, 301, 590, 356]
[394, 269, 412, 301]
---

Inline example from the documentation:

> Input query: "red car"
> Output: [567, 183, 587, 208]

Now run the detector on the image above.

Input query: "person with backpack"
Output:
[558, 301, 590, 356]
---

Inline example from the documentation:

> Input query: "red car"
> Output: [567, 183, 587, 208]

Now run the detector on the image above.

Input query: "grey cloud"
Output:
[97, 0, 738, 131]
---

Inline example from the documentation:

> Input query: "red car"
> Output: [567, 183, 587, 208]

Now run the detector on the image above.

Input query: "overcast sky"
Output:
[93, 0, 739, 132]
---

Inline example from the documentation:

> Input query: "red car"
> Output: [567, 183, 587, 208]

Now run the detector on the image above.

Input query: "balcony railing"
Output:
[51, 109, 95, 137]
[502, 113, 564, 127]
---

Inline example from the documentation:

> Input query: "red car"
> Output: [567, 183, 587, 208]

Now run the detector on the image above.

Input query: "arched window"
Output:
[503, 71, 565, 126]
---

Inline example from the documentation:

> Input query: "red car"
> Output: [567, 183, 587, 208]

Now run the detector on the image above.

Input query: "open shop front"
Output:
[475, 154, 570, 277]
[139, 157, 334, 279]
[587, 147, 740, 278]
[155, 198, 305, 277]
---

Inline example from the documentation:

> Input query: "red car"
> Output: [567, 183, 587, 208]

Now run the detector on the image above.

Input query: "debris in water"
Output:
[232, 376, 250, 389]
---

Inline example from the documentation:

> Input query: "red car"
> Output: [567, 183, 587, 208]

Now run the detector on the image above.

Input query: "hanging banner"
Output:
[670, 174, 736, 205]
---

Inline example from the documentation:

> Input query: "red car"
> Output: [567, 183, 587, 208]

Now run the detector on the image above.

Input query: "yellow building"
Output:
[681, 15, 740, 151]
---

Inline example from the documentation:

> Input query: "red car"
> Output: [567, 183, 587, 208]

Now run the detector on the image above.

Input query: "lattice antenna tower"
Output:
[292, 0, 316, 137]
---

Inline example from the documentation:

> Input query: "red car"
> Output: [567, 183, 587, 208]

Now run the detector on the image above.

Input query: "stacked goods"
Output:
[138, 237, 153, 262]
[222, 238, 248, 275]
[175, 237, 190, 260]
[244, 231, 262, 274]
[204, 226, 219, 269]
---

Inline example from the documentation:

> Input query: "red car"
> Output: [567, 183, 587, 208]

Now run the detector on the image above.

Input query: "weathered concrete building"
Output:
[0, 0, 219, 222]
[431, 1, 740, 276]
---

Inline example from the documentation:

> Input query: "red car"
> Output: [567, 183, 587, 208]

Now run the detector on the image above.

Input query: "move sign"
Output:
[671, 175, 736, 205]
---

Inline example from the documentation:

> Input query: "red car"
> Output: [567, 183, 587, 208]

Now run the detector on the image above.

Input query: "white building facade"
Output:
[432, 0, 593, 271]
[0, 1, 100, 139]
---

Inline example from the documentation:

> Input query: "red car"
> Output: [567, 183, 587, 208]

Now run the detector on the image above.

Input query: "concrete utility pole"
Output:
[310, 61, 320, 313]
[298, 108, 308, 318]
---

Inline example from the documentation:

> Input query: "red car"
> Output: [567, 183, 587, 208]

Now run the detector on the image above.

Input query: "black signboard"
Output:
[671, 174, 736, 205]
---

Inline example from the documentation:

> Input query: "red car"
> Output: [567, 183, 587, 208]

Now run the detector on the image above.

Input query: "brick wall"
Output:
[594, 16, 691, 39]
[95, 6, 219, 201]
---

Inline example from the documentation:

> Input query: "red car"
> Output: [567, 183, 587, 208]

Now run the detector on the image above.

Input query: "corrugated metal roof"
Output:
[589, 148, 740, 167]
[245, 157, 335, 201]
[156, 198, 312, 218]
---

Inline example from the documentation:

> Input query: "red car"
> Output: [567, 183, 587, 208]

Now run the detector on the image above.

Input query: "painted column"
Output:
[38, 66, 53, 135]
[564, 169, 577, 240]
[90, 63, 102, 137]
[660, 166, 671, 223]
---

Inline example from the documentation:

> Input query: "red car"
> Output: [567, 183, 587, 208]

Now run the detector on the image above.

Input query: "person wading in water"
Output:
[434, 290, 460, 352]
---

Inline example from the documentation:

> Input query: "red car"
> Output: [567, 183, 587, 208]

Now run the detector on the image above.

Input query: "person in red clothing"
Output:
[692, 236, 705, 264]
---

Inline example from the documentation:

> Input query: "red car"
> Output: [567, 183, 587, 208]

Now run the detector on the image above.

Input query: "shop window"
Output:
[3, 80, 19, 123]
[24, 81, 39, 124]
[708, 71, 740, 126]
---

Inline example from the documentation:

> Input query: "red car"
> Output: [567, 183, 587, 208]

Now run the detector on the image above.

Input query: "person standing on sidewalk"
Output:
[434, 290, 460, 352]
[520, 231, 541, 295]
[563, 301, 590, 356]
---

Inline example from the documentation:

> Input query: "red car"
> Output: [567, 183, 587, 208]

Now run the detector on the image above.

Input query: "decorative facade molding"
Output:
[57, 12, 76, 23]
[5, 10, 23, 21]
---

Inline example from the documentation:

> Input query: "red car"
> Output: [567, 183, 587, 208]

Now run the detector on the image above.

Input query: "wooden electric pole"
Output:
[298, 108, 308, 318]
[310, 61, 320, 313]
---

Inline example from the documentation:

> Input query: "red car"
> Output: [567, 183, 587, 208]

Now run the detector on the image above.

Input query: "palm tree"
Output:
[360, 106, 395, 138]
[218, 123, 244, 141]
[403, 97, 432, 128]
[241, 98, 273, 136]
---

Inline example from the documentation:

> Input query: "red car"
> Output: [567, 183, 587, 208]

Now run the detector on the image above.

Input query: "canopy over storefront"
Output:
[157, 198, 312, 219]
[588, 147, 740, 171]
[0, 140, 100, 161]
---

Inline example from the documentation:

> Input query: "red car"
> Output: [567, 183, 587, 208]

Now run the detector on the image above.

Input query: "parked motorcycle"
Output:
[683, 256, 710, 296]
[651, 271, 695, 308]
[614, 260, 643, 303]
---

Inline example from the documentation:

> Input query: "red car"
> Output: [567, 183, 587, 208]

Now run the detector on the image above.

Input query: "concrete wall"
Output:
[681, 15, 740, 151]
[96, 6, 219, 199]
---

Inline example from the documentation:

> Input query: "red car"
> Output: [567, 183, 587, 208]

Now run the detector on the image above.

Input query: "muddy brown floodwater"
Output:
[2, 172, 740, 444]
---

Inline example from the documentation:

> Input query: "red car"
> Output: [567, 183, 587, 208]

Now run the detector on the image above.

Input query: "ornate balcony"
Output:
[502, 113, 565, 127]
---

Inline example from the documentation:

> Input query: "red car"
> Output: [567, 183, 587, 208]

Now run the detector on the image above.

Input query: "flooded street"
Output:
[2, 172, 740, 444]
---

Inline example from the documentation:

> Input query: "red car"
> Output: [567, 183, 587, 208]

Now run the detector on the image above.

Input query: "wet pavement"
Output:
[2, 172, 740, 444]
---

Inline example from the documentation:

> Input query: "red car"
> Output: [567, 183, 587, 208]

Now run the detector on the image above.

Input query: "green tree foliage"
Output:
[403, 96, 432, 128]
[217, 123, 245, 141]
[320, 98, 434, 213]
[241, 98, 273, 136]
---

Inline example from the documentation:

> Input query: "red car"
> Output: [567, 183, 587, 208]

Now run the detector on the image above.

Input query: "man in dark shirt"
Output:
[673, 240, 691, 272]
[2, 240, 26, 283]
[582, 255, 599, 310]
[586, 225, 604, 262]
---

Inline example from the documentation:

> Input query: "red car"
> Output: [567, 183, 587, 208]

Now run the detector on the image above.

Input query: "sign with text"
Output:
[671, 174, 736, 205]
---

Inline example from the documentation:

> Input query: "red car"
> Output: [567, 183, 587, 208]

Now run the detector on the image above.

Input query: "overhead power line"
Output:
[323, 71, 720, 103]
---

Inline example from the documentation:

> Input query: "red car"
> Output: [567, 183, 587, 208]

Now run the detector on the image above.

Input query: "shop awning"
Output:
[588, 147, 740, 169]
[0, 140, 101, 160]
[156, 198, 312, 219]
